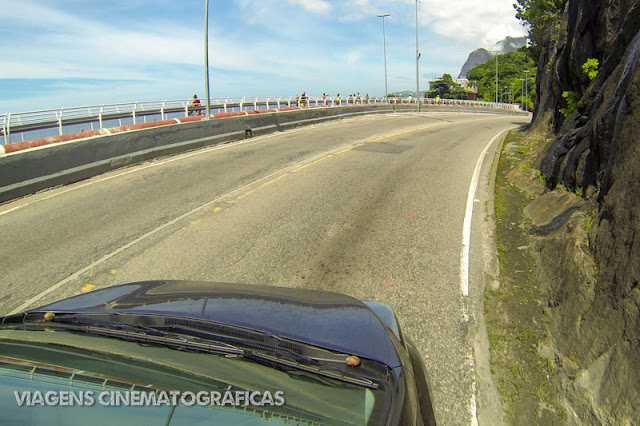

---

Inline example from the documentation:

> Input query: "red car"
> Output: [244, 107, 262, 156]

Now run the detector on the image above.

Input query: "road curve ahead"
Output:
[0, 111, 529, 424]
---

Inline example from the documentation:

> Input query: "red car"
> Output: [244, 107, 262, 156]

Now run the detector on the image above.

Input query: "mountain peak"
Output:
[458, 36, 527, 79]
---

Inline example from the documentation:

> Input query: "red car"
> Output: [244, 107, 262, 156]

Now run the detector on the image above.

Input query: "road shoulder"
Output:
[484, 130, 564, 423]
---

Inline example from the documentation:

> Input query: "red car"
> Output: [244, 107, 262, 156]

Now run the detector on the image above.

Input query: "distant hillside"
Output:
[458, 36, 527, 79]
[390, 90, 420, 98]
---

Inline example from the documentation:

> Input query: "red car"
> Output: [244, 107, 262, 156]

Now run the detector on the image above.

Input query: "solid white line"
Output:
[5, 127, 362, 315]
[460, 128, 509, 297]
[459, 128, 510, 426]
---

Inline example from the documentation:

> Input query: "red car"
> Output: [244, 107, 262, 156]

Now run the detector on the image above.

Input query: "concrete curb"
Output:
[474, 128, 517, 425]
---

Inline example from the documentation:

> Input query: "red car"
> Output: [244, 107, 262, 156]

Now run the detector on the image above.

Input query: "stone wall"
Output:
[526, 0, 640, 422]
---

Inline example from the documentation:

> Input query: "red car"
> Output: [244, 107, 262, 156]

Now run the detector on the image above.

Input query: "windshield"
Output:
[0, 328, 385, 425]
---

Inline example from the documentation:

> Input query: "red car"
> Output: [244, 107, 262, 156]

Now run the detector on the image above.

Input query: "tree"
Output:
[427, 74, 465, 99]
[514, 0, 568, 61]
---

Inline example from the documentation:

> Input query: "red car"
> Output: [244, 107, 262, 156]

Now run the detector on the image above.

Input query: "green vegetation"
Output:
[486, 129, 563, 421]
[560, 59, 600, 117]
[426, 73, 466, 99]
[582, 213, 594, 234]
[582, 58, 599, 80]
[514, 0, 568, 62]
[466, 50, 536, 106]
[560, 90, 581, 117]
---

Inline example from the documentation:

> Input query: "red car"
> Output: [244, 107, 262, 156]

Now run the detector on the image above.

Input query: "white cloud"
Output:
[0, 0, 527, 111]
[418, 0, 526, 47]
[333, 0, 525, 47]
[287, 0, 332, 14]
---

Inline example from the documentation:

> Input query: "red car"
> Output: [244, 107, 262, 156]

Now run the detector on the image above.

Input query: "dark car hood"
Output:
[30, 280, 401, 368]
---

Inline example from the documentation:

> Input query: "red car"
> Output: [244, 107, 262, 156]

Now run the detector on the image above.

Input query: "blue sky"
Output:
[0, 0, 527, 113]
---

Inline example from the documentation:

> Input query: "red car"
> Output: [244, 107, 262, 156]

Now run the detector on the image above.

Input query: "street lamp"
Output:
[204, 0, 211, 119]
[376, 13, 390, 103]
[520, 78, 525, 110]
[415, 0, 420, 111]
[524, 69, 530, 112]
[493, 50, 499, 106]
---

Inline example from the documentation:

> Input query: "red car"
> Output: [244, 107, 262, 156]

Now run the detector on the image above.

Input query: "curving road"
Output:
[0, 110, 529, 424]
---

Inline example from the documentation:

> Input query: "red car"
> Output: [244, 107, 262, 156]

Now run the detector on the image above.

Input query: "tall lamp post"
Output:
[493, 50, 499, 107]
[524, 69, 530, 112]
[376, 13, 390, 103]
[415, 0, 420, 111]
[204, 0, 211, 119]
[520, 78, 525, 110]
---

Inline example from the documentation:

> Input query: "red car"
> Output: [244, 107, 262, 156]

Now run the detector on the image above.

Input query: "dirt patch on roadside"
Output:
[485, 130, 564, 424]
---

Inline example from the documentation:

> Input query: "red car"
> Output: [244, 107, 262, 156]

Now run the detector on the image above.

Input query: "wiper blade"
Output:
[3, 312, 380, 389]
[9, 315, 243, 357]
[51, 314, 165, 336]
[73, 325, 244, 357]
[244, 350, 379, 390]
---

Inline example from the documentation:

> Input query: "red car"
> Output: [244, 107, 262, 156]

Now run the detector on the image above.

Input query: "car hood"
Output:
[30, 280, 401, 368]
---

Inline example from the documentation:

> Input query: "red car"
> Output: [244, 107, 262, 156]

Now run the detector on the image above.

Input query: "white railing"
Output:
[0, 96, 518, 145]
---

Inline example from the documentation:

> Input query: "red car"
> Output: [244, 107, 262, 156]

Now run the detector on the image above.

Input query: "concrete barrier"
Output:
[0, 104, 417, 203]
[0, 104, 529, 203]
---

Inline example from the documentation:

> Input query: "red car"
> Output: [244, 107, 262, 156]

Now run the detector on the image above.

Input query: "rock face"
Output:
[530, 0, 640, 423]
[458, 36, 527, 78]
[458, 48, 492, 79]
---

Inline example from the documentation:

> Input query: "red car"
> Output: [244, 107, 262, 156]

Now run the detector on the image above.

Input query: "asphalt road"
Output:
[0, 110, 529, 424]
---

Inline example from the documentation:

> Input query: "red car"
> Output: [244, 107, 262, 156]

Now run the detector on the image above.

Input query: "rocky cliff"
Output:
[458, 48, 493, 79]
[458, 36, 527, 79]
[525, 0, 640, 423]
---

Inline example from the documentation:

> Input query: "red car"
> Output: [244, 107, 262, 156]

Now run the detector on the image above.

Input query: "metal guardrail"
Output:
[0, 97, 518, 145]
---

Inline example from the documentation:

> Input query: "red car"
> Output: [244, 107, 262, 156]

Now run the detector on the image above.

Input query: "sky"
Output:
[0, 0, 527, 113]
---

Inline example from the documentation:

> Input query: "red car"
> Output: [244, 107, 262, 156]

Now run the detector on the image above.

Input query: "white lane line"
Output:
[460, 128, 509, 297]
[459, 128, 510, 426]
[4, 129, 373, 315]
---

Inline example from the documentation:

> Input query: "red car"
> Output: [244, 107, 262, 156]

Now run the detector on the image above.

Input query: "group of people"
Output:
[189, 91, 376, 115]
[332, 92, 370, 105]
[296, 92, 371, 106]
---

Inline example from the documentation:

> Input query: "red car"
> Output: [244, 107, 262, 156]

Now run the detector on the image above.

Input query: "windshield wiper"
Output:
[6, 314, 244, 358]
[243, 350, 378, 389]
[3, 312, 380, 389]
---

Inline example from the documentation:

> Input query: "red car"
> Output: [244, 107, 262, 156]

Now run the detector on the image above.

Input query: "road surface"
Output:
[0, 110, 529, 424]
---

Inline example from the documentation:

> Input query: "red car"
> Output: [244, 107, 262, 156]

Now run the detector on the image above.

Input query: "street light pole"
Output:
[376, 13, 390, 103]
[524, 69, 530, 112]
[520, 78, 525, 110]
[494, 50, 499, 107]
[415, 0, 420, 112]
[204, 0, 211, 119]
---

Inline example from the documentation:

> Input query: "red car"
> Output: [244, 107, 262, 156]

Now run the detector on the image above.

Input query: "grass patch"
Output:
[582, 213, 594, 234]
[485, 129, 563, 422]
